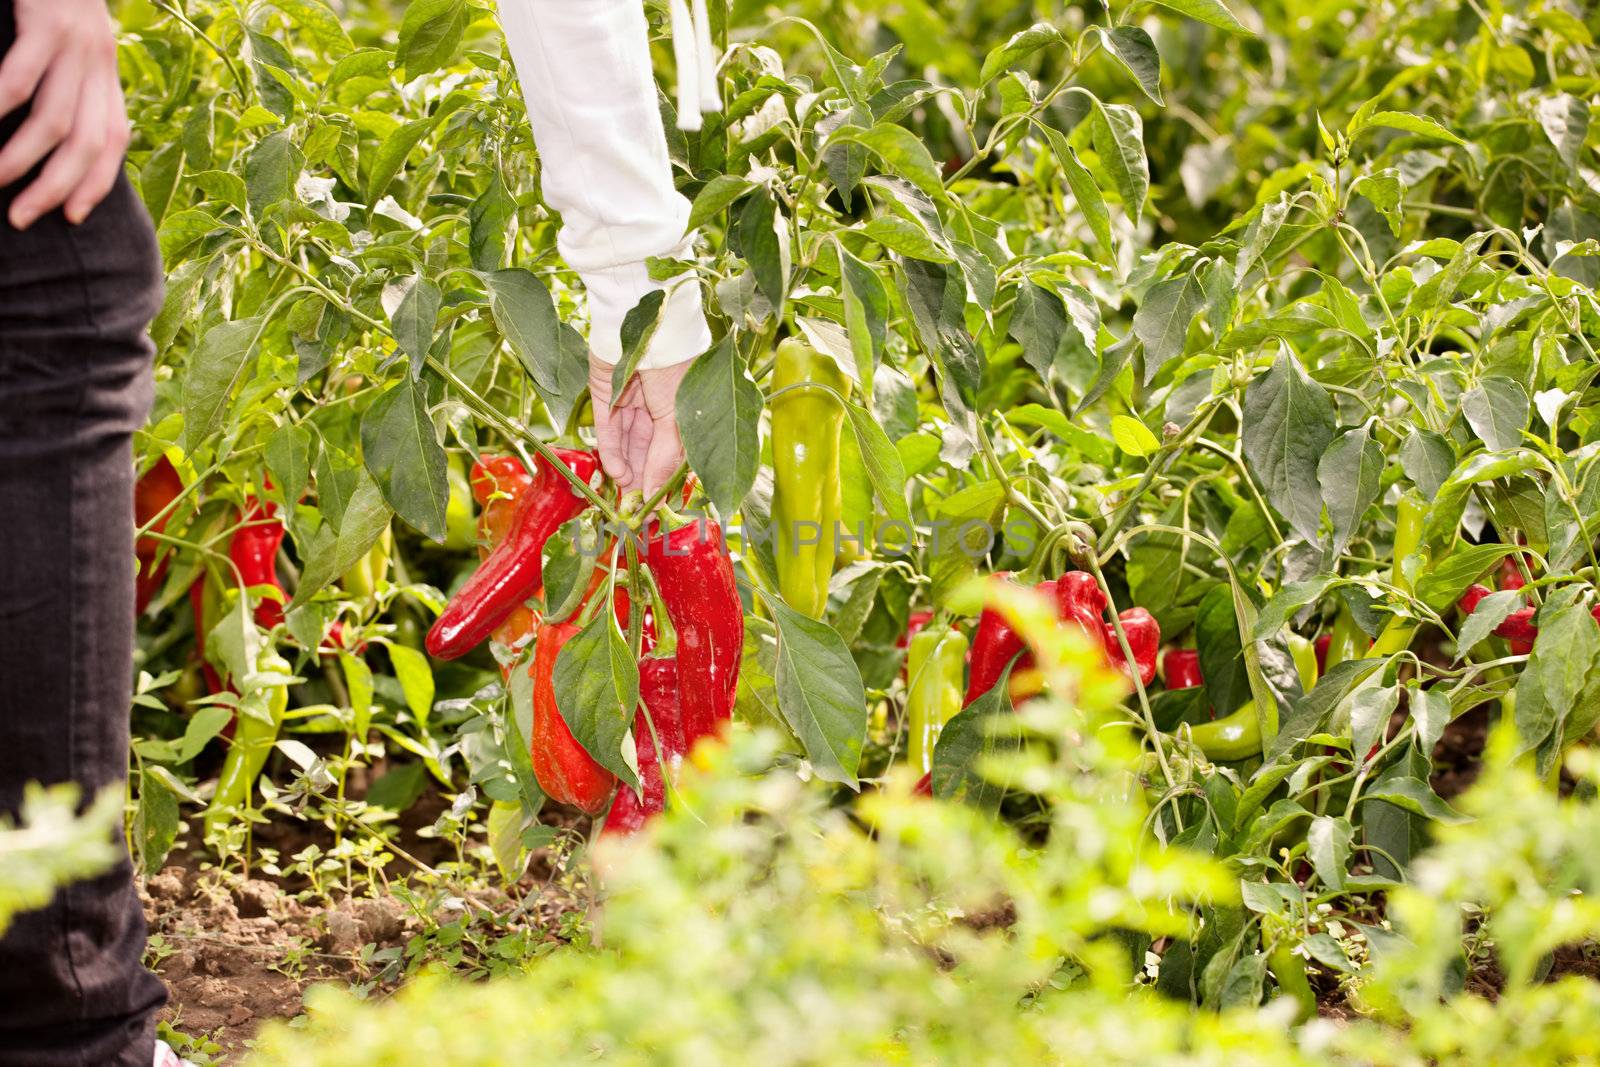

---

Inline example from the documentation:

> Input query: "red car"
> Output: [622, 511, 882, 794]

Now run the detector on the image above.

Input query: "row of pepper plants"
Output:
[123, 0, 1600, 1008]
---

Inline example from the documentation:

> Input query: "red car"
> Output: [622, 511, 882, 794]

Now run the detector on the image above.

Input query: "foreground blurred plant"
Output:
[0, 785, 120, 935]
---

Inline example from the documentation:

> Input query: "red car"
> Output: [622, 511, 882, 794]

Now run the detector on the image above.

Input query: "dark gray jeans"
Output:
[0, 5, 170, 1063]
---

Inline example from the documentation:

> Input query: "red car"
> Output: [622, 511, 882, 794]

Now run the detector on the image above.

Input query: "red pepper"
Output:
[427, 448, 600, 660]
[134, 457, 183, 615]
[470, 454, 537, 559]
[644, 518, 742, 741]
[230, 496, 286, 629]
[1055, 572, 1161, 687]
[1499, 608, 1539, 656]
[190, 579, 226, 695]
[1459, 583, 1492, 617]
[601, 656, 684, 836]
[1499, 556, 1528, 593]
[1313, 634, 1331, 675]
[964, 575, 1052, 707]
[1163, 648, 1202, 690]
[530, 619, 617, 814]
[898, 610, 934, 650]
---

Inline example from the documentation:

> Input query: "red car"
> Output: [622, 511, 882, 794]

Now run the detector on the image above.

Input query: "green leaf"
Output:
[857, 216, 952, 262]
[1414, 544, 1514, 613]
[611, 290, 667, 398]
[264, 423, 314, 508]
[738, 189, 789, 318]
[1241, 350, 1338, 543]
[1400, 429, 1455, 499]
[828, 123, 946, 199]
[367, 762, 428, 813]
[1105, 27, 1163, 104]
[1537, 94, 1590, 171]
[468, 170, 516, 272]
[396, 0, 468, 80]
[485, 799, 529, 882]
[838, 244, 888, 400]
[686, 174, 756, 231]
[135, 771, 180, 877]
[389, 644, 435, 727]
[1353, 110, 1465, 145]
[1141, 0, 1254, 35]
[1038, 124, 1114, 261]
[1089, 100, 1149, 224]
[765, 595, 869, 786]
[487, 268, 562, 392]
[1135, 271, 1207, 385]
[1461, 376, 1529, 452]
[1306, 815, 1353, 891]
[676, 335, 762, 517]
[361, 378, 449, 542]
[139, 141, 184, 224]
[1112, 414, 1160, 457]
[179, 705, 235, 763]
[552, 606, 640, 789]
[931, 660, 1019, 813]
[979, 22, 1063, 85]
[243, 130, 303, 217]
[1252, 577, 1332, 640]
[182, 317, 264, 452]
[271, 0, 354, 55]
[366, 116, 437, 204]
[390, 275, 440, 378]
[844, 403, 911, 524]
[1318, 425, 1383, 556]
[1358, 777, 1467, 823]
[1455, 588, 1525, 656]
[1351, 169, 1404, 237]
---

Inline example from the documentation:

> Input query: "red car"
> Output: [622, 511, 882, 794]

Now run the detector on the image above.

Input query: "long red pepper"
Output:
[427, 448, 600, 660]
[530, 619, 616, 813]
[230, 496, 286, 629]
[470, 454, 537, 559]
[601, 656, 684, 836]
[134, 457, 183, 615]
[644, 518, 742, 741]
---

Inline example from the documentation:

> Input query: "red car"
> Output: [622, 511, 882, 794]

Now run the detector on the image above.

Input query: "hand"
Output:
[588, 353, 692, 499]
[0, 0, 131, 229]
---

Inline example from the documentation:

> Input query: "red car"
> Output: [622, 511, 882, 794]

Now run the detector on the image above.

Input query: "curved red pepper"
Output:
[644, 518, 742, 741]
[230, 497, 286, 629]
[601, 656, 684, 836]
[530, 619, 617, 814]
[470, 454, 537, 559]
[1163, 648, 1202, 690]
[427, 448, 600, 660]
[134, 457, 183, 615]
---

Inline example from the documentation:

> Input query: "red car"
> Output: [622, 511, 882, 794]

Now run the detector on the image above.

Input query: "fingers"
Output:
[63, 73, 130, 224]
[0, 17, 54, 125]
[0, 52, 82, 207]
[12, 61, 111, 230]
[638, 413, 686, 499]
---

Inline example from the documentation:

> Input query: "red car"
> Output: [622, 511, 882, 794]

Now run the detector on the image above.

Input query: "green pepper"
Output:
[1365, 491, 1430, 657]
[771, 338, 852, 619]
[905, 623, 969, 775]
[343, 525, 393, 601]
[1189, 699, 1262, 761]
[1322, 607, 1366, 671]
[1269, 943, 1317, 1021]
[1288, 633, 1318, 691]
[203, 647, 291, 839]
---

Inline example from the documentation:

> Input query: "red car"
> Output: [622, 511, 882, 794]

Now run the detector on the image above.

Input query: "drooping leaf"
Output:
[1240, 351, 1338, 543]
[361, 378, 449, 542]
[182, 317, 265, 452]
[1105, 27, 1163, 104]
[676, 335, 762, 516]
[765, 595, 869, 786]
[1135, 271, 1207, 385]
[552, 605, 641, 789]
[1318, 425, 1383, 556]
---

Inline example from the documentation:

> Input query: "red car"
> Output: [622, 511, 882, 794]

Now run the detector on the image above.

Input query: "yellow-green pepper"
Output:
[905, 623, 969, 775]
[771, 338, 851, 618]
[203, 647, 291, 839]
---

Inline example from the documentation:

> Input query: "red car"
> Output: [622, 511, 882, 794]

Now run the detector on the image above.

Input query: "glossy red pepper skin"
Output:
[470, 454, 537, 559]
[1314, 634, 1331, 675]
[964, 576, 1053, 707]
[134, 457, 183, 615]
[230, 497, 286, 629]
[427, 448, 600, 660]
[530, 620, 617, 814]
[644, 519, 742, 741]
[1107, 607, 1161, 687]
[1163, 648, 1203, 690]
[602, 656, 684, 836]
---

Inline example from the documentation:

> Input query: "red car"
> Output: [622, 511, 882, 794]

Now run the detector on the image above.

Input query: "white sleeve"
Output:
[495, 0, 712, 368]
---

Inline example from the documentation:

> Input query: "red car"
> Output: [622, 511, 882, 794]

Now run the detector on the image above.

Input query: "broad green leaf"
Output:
[396, 0, 468, 80]
[1112, 414, 1160, 457]
[1400, 429, 1455, 498]
[1537, 94, 1590, 171]
[838, 244, 888, 400]
[390, 275, 440, 378]
[738, 189, 789, 317]
[271, 0, 354, 55]
[1358, 777, 1467, 823]
[1422, 451, 1541, 548]
[179, 705, 235, 763]
[1135, 271, 1206, 384]
[931, 660, 1019, 813]
[291, 472, 392, 605]
[1414, 543, 1514, 612]
[828, 123, 946, 199]
[182, 317, 264, 452]
[1352, 169, 1404, 236]
[1306, 815, 1353, 891]
[844, 403, 910, 524]
[765, 595, 869, 786]
[1105, 27, 1163, 104]
[1461, 376, 1529, 452]
[389, 644, 435, 727]
[468, 170, 515, 272]
[1089, 100, 1149, 224]
[1353, 110, 1465, 145]
[687, 174, 756, 232]
[1142, 0, 1254, 35]
[1318, 425, 1383, 556]
[553, 606, 640, 789]
[1455, 588, 1524, 656]
[1038, 123, 1114, 261]
[676, 335, 762, 516]
[1241, 350, 1338, 543]
[1252, 577, 1333, 640]
[361, 378, 449, 542]
[243, 130, 302, 216]
[366, 116, 437, 203]
[485, 799, 528, 881]
[264, 423, 314, 508]
[135, 771, 180, 877]
[487, 268, 562, 392]
[979, 22, 1063, 85]
[611, 290, 667, 398]
[858, 216, 952, 262]
[139, 141, 183, 224]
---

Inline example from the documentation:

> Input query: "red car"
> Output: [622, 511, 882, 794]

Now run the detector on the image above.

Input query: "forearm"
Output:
[496, 0, 710, 367]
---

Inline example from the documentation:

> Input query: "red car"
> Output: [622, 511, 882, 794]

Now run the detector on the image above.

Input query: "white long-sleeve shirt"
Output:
[496, 0, 713, 368]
